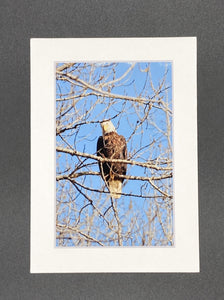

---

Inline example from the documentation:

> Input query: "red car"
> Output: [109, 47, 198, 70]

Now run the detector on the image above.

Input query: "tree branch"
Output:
[56, 146, 172, 171]
[60, 176, 170, 200]
[56, 171, 172, 183]
[57, 224, 104, 246]
[56, 70, 153, 106]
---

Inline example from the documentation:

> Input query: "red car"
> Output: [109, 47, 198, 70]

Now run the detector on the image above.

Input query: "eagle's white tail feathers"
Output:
[108, 180, 122, 199]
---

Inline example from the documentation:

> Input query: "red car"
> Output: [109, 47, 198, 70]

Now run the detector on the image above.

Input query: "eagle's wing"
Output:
[97, 135, 110, 182]
[97, 136, 104, 156]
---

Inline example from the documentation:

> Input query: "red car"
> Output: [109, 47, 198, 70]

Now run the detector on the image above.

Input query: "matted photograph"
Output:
[31, 38, 199, 272]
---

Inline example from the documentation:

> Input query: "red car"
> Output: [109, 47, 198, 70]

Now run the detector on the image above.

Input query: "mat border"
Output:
[31, 37, 199, 273]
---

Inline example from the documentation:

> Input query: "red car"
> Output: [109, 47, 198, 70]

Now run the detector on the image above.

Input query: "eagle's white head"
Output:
[100, 120, 116, 135]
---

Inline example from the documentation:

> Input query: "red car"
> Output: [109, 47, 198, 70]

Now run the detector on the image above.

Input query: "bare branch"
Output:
[56, 63, 75, 72]
[56, 171, 172, 181]
[57, 224, 104, 246]
[56, 146, 172, 171]
[56, 70, 153, 105]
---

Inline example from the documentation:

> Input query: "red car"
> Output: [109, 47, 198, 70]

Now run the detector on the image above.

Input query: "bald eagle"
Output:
[97, 120, 127, 198]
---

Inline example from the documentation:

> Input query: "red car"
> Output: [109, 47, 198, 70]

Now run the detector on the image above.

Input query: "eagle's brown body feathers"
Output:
[97, 125, 127, 198]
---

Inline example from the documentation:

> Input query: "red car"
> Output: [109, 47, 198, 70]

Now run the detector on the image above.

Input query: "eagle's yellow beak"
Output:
[101, 122, 108, 132]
